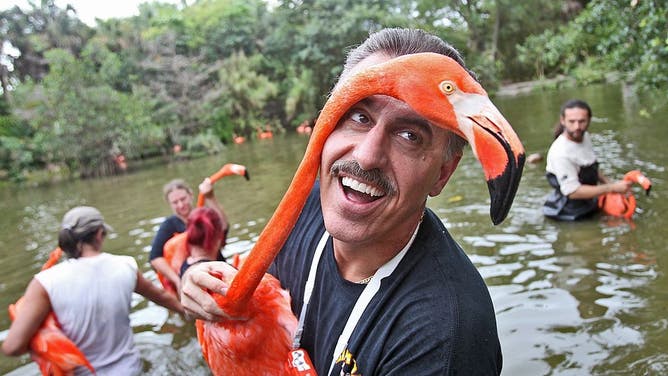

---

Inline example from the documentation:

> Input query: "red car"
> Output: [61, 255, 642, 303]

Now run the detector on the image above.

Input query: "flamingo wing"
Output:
[9, 299, 95, 375]
[197, 273, 297, 376]
[599, 169, 652, 219]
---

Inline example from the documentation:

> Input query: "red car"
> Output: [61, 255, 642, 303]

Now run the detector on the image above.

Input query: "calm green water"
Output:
[1, 83, 666, 375]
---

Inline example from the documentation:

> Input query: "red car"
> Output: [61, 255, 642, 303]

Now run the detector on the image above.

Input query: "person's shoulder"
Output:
[159, 215, 185, 232]
[102, 252, 138, 270]
[412, 210, 493, 297]
[582, 131, 594, 144]
[163, 215, 182, 226]
[285, 182, 324, 243]
[418, 209, 467, 262]
[35, 261, 66, 279]
[548, 134, 570, 151]
[298, 180, 324, 222]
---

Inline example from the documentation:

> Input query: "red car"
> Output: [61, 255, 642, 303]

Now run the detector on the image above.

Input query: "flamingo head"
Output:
[325, 52, 526, 224]
[623, 170, 651, 195]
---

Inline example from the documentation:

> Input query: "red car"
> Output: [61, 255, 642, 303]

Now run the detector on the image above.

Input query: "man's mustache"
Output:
[329, 160, 396, 196]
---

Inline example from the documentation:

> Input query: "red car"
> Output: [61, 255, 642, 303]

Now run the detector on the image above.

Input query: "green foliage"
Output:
[0, 1, 93, 82]
[517, 0, 668, 91]
[181, 0, 268, 60]
[0, 136, 32, 180]
[203, 51, 278, 138]
[0, 110, 33, 180]
[183, 131, 226, 158]
[283, 68, 319, 127]
[11, 48, 158, 178]
[266, 0, 409, 104]
[2, 0, 666, 182]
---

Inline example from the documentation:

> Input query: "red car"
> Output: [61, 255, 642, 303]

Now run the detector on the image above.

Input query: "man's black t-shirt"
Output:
[269, 182, 502, 375]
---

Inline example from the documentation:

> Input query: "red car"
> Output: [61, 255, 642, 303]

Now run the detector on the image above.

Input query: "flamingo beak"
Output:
[466, 104, 525, 225]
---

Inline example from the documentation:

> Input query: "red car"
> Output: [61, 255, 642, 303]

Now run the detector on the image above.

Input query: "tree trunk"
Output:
[0, 64, 14, 107]
[491, 0, 501, 60]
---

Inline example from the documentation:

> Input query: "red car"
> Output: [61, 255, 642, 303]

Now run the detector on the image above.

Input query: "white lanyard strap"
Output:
[327, 222, 421, 375]
[292, 230, 329, 350]
[290, 221, 422, 375]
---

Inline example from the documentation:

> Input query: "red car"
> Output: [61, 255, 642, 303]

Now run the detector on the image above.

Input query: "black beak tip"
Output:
[244, 170, 251, 181]
[488, 153, 525, 225]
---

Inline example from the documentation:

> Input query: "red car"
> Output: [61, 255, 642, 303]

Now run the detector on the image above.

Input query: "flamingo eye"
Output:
[440, 81, 456, 95]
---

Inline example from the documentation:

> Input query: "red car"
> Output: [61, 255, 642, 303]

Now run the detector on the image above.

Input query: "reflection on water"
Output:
[1, 84, 667, 375]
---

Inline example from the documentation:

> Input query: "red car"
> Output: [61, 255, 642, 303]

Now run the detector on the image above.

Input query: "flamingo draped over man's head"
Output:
[197, 52, 525, 374]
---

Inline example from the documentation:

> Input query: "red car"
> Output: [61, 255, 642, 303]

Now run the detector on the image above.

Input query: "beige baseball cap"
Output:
[61, 206, 114, 235]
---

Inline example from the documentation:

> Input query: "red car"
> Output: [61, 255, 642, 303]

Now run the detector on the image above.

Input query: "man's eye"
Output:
[398, 130, 419, 142]
[350, 111, 369, 124]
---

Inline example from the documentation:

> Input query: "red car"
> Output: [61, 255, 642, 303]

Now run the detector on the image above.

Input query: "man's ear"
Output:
[429, 154, 462, 197]
[96, 227, 106, 242]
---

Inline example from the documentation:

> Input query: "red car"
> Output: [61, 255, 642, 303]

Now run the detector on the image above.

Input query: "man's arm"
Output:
[135, 271, 185, 315]
[150, 256, 182, 292]
[198, 178, 229, 232]
[568, 179, 631, 200]
[149, 218, 183, 290]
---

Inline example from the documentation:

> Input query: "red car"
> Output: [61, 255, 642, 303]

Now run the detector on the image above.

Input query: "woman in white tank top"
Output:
[2, 206, 185, 375]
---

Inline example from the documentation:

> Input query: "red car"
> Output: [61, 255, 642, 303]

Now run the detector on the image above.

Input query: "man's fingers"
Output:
[180, 261, 237, 321]
[189, 265, 228, 292]
[181, 293, 223, 321]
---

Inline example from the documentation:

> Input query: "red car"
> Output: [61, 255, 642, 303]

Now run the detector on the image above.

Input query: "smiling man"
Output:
[543, 99, 631, 220]
[181, 28, 509, 375]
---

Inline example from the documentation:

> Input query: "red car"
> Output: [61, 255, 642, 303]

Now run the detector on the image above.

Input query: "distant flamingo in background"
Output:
[257, 127, 274, 139]
[7, 248, 95, 375]
[194, 52, 524, 375]
[158, 163, 250, 295]
[598, 169, 652, 219]
[296, 120, 313, 135]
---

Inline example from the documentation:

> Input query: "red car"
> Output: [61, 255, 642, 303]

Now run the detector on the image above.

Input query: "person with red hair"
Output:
[150, 178, 227, 292]
[179, 207, 227, 276]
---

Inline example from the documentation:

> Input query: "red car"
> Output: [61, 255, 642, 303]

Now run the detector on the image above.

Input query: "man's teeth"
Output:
[341, 176, 383, 197]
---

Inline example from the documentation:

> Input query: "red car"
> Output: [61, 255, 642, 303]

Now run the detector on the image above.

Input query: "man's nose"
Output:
[351, 125, 389, 170]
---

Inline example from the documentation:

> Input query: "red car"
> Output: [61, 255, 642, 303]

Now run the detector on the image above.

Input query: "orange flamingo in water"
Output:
[157, 163, 250, 295]
[233, 134, 246, 144]
[7, 248, 96, 375]
[598, 169, 652, 219]
[257, 127, 274, 140]
[193, 52, 525, 375]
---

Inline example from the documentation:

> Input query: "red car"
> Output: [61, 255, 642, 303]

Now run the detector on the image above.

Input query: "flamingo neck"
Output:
[220, 71, 398, 315]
